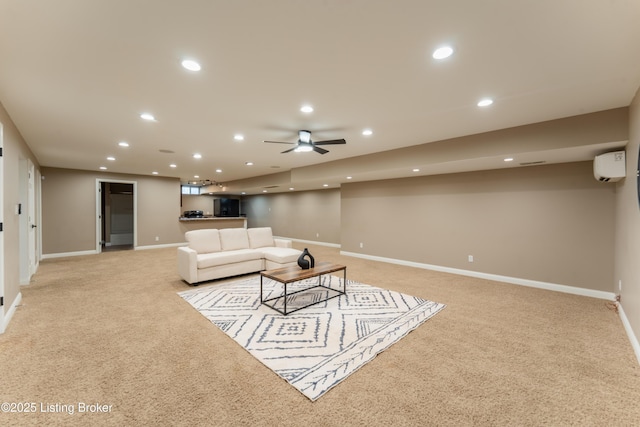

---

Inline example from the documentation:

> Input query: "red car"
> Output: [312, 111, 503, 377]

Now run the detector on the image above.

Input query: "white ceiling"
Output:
[1, 0, 639, 194]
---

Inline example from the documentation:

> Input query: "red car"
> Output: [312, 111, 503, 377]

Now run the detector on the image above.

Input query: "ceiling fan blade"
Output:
[313, 139, 346, 146]
[264, 140, 296, 145]
[313, 146, 329, 154]
[281, 147, 298, 154]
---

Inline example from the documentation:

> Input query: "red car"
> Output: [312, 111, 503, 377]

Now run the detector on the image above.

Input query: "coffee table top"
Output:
[261, 261, 346, 284]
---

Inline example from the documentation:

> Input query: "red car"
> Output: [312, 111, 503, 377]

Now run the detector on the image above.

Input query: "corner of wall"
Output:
[1, 292, 22, 334]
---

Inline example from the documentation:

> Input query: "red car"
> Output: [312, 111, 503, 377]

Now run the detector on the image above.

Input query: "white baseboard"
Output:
[282, 237, 341, 248]
[1, 292, 22, 334]
[618, 304, 640, 366]
[135, 242, 184, 250]
[340, 251, 616, 301]
[42, 243, 185, 258]
[42, 249, 98, 259]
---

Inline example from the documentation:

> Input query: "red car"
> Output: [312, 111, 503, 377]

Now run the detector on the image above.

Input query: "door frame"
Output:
[95, 178, 137, 253]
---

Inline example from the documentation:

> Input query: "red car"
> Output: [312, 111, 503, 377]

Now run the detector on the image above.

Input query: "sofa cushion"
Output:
[247, 227, 275, 249]
[197, 249, 262, 269]
[219, 228, 250, 251]
[260, 247, 301, 264]
[185, 229, 222, 254]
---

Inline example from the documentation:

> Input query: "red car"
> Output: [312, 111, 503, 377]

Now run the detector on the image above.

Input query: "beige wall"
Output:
[341, 162, 616, 292]
[241, 160, 616, 293]
[41, 167, 184, 255]
[616, 88, 640, 350]
[243, 189, 341, 244]
[1, 101, 40, 313]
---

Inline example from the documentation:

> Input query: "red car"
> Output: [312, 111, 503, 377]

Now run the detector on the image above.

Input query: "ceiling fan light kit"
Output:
[264, 129, 346, 155]
[295, 144, 314, 153]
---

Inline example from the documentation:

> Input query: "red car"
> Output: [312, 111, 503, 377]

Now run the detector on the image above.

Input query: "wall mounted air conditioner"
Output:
[594, 150, 626, 182]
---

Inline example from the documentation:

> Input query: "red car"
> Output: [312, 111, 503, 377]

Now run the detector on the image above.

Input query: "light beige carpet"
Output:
[1, 243, 639, 426]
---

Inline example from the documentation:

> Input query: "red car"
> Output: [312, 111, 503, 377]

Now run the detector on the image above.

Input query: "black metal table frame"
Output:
[260, 267, 347, 315]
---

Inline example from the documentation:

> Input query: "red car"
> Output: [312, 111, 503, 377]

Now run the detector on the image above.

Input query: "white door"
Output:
[35, 168, 41, 272]
[28, 160, 36, 276]
[1, 123, 5, 331]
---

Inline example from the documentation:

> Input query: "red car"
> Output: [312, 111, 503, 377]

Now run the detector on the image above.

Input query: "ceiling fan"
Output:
[264, 130, 346, 154]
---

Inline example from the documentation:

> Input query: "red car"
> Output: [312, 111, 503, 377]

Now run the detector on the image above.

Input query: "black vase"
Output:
[297, 248, 315, 270]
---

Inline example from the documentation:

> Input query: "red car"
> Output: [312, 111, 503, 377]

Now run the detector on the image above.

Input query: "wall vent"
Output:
[519, 161, 546, 166]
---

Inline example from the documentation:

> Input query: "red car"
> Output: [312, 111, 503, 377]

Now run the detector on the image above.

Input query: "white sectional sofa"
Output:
[177, 227, 301, 284]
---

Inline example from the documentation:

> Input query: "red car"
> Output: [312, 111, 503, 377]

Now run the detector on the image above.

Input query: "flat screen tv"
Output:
[214, 198, 240, 217]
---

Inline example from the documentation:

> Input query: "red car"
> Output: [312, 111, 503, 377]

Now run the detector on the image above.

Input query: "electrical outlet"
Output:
[359, 242, 363, 248]
[316, 233, 319, 238]
[155, 236, 159, 241]
[468, 255, 474, 263]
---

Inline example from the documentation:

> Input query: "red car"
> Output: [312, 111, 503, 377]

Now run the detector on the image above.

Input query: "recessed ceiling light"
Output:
[194, 175, 200, 178]
[152, 171, 158, 175]
[181, 59, 201, 71]
[300, 105, 314, 113]
[477, 98, 493, 107]
[169, 164, 177, 168]
[241, 192, 246, 195]
[118, 141, 129, 147]
[504, 158, 514, 162]
[289, 187, 294, 191]
[99, 166, 107, 170]
[432, 46, 454, 60]
[140, 113, 156, 121]
[245, 162, 254, 166]
[106, 156, 115, 161]
[262, 190, 268, 193]
[216, 169, 222, 173]
[346, 176, 353, 180]
[234, 134, 244, 141]
[362, 129, 373, 136]
[323, 184, 329, 187]
[193, 153, 202, 159]
[413, 168, 420, 172]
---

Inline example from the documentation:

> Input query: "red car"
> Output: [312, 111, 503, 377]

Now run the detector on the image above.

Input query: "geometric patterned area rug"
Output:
[178, 275, 445, 401]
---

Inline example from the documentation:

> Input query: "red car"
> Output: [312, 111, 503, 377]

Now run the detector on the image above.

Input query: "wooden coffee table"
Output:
[260, 261, 347, 315]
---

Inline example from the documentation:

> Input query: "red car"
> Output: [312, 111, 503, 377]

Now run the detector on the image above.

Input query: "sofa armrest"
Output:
[177, 246, 199, 284]
[274, 238, 292, 249]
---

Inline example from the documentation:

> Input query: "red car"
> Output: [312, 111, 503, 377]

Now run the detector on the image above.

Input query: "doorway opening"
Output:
[97, 181, 136, 253]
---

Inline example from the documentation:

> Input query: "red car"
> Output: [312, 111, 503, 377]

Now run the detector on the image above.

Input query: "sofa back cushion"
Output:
[185, 229, 222, 254]
[247, 227, 275, 249]
[219, 228, 250, 251]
